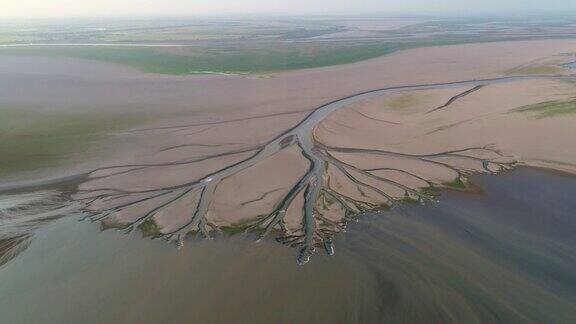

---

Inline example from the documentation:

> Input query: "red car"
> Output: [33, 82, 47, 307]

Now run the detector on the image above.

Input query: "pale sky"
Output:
[2, 0, 576, 18]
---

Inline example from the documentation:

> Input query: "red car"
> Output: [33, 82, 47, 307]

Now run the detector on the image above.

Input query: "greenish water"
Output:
[0, 168, 575, 323]
[0, 106, 143, 177]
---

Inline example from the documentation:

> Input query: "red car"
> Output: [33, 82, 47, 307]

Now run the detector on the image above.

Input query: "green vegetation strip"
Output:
[0, 37, 528, 75]
[513, 98, 576, 119]
[442, 177, 467, 190]
[0, 43, 413, 74]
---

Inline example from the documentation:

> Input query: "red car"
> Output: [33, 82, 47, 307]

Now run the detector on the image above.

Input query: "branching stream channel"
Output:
[14, 74, 576, 265]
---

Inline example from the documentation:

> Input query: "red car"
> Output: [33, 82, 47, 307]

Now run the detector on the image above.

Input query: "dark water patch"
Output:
[335, 167, 576, 322]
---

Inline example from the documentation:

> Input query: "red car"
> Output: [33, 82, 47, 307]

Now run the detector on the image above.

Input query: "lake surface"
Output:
[1, 167, 576, 323]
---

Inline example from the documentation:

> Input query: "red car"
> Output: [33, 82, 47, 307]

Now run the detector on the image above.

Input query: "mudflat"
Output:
[5, 39, 569, 259]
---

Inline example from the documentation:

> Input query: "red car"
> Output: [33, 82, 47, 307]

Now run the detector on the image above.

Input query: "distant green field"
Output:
[0, 107, 139, 177]
[0, 35, 561, 75]
[2, 15, 576, 75]
[0, 42, 416, 74]
[0, 37, 496, 75]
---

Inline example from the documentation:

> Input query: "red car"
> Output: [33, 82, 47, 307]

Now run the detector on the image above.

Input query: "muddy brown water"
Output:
[0, 168, 575, 323]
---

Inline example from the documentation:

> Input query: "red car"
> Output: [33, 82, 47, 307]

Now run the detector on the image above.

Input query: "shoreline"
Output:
[0, 173, 87, 196]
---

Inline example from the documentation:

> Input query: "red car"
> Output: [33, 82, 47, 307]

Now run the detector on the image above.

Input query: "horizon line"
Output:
[2, 10, 576, 20]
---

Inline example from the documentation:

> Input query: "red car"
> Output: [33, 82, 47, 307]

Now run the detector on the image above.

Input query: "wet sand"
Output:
[1, 168, 575, 323]
[317, 78, 576, 174]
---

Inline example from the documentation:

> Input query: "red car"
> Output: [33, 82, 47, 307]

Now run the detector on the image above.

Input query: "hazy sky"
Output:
[3, 0, 576, 18]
